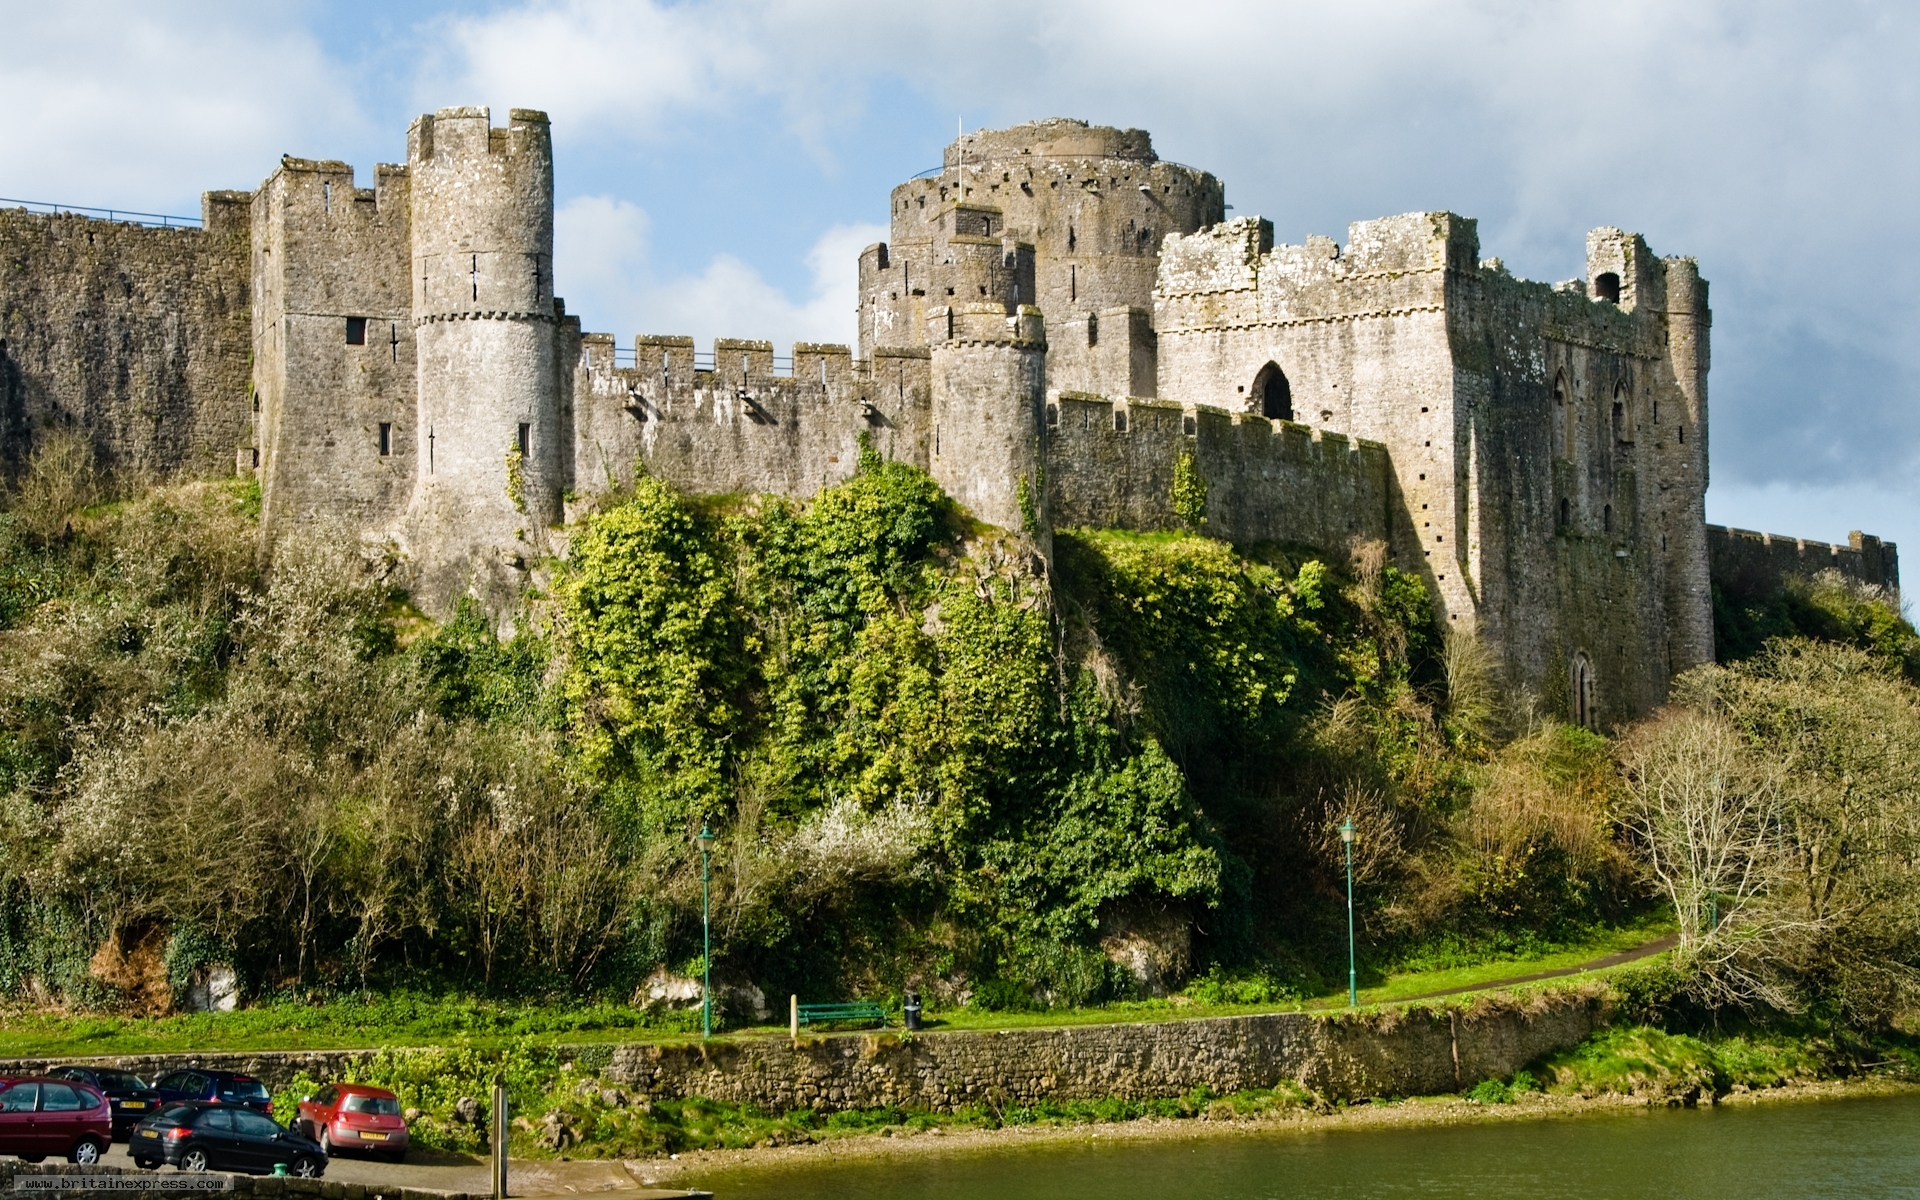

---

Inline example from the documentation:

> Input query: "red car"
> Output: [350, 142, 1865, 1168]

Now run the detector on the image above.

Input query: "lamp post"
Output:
[1340, 818, 1357, 1008]
[697, 824, 717, 1039]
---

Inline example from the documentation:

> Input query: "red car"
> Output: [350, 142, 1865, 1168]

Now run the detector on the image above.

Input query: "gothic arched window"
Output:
[1572, 652, 1597, 729]
[1252, 362, 1292, 421]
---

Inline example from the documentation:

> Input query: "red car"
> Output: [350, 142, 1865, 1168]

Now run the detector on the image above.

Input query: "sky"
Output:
[2, 0, 1915, 560]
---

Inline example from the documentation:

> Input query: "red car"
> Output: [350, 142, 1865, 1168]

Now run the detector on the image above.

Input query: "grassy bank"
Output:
[0, 919, 1673, 1057]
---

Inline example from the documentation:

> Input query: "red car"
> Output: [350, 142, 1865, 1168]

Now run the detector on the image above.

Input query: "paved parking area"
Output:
[95, 1141, 690, 1197]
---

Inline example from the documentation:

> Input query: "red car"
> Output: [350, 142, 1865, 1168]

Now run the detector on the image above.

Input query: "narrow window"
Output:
[1678, 424, 1685, 444]
[345, 317, 367, 345]
[471, 254, 478, 302]
[390, 323, 399, 363]
[1114, 408, 1128, 433]
[251, 448, 260, 469]
[1087, 312, 1098, 346]
[323, 181, 331, 213]
[378, 423, 392, 457]
[1612, 399, 1624, 443]
[1183, 415, 1197, 436]
[1604, 503, 1613, 532]
[1252, 362, 1292, 421]
[1594, 272, 1621, 303]
[516, 423, 531, 458]
[1045, 403, 1059, 428]
[1572, 652, 1597, 729]
[1070, 263, 1076, 301]
[252, 392, 260, 414]
[1559, 497, 1571, 528]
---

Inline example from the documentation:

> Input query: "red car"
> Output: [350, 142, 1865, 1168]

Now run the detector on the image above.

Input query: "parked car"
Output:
[0, 1076, 112, 1164]
[294, 1083, 409, 1161]
[46, 1066, 162, 1141]
[130, 1101, 325, 1177]
[149, 1070, 274, 1116]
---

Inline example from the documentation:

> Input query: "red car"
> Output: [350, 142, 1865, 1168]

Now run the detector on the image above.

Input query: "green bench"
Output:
[790, 997, 887, 1034]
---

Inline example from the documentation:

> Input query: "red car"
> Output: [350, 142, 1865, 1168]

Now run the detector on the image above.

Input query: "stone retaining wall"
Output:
[601, 985, 1603, 1108]
[0, 985, 1604, 1110]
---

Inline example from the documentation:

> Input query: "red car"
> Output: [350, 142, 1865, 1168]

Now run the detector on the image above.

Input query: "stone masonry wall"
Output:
[0, 986, 1604, 1110]
[1708, 525, 1901, 602]
[1046, 395, 1393, 551]
[569, 337, 931, 503]
[0, 199, 251, 481]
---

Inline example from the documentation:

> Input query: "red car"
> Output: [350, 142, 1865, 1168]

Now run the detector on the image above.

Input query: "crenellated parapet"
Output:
[569, 335, 931, 505]
[1045, 395, 1393, 553]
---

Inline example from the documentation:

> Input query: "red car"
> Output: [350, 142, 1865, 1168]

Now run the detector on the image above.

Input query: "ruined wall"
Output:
[1708, 526, 1901, 602]
[0, 199, 251, 480]
[0, 986, 1604, 1109]
[569, 337, 931, 503]
[250, 157, 414, 545]
[1046, 396, 1393, 552]
[861, 119, 1223, 397]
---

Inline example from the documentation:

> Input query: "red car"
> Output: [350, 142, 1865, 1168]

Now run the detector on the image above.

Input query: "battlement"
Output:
[945, 119, 1157, 167]
[1045, 391, 1392, 550]
[1707, 525, 1900, 602]
[929, 304, 1046, 348]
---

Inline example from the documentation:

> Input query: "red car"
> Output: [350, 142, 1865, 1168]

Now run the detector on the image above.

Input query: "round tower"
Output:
[928, 302, 1048, 539]
[403, 105, 561, 616]
[862, 118, 1223, 400]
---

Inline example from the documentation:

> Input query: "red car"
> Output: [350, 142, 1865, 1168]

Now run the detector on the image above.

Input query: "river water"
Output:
[687, 1091, 1920, 1199]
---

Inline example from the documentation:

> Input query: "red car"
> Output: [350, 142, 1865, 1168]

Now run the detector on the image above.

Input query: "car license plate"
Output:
[121, 1102, 146, 1109]
[139, 1130, 158, 1138]
[358, 1132, 387, 1141]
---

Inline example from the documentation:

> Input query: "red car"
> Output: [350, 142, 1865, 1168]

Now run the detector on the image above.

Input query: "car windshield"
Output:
[341, 1094, 401, 1115]
[98, 1071, 145, 1090]
[218, 1080, 270, 1101]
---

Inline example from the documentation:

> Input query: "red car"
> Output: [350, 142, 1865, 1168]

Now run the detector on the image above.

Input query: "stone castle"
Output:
[0, 109, 1899, 727]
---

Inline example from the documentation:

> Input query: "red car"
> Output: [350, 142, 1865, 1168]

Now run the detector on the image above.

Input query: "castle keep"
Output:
[0, 110, 1899, 726]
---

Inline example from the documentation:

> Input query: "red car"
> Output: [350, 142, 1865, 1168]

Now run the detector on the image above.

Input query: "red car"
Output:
[0, 1076, 111, 1164]
[294, 1084, 408, 1161]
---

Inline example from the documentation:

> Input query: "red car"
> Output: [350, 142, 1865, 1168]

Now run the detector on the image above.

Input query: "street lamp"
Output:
[696, 824, 717, 1039]
[1340, 818, 1357, 1008]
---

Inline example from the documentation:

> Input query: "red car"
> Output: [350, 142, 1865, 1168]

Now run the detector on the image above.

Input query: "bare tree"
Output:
[1617, 707, 1806, 1009]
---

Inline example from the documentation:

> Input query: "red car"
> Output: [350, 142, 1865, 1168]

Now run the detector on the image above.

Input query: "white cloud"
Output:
[555, 193, 882, 350]
[0, 0, 358, 211]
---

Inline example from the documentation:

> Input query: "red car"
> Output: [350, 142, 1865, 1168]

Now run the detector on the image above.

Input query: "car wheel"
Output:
[289, 1155, 322, 1179]
[68, 1138, 105, 1165]
[181, 1147, 210, 1173]
[317, 1128, 331, 1155]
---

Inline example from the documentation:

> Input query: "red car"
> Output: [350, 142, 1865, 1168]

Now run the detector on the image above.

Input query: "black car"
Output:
[130, 1101, 325, 1177]
[149, 1070, 274, 1116]
[46, 1066, 162, 1141]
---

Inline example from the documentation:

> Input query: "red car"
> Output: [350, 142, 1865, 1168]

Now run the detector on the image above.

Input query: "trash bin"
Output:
[903, 990, 922, 1031]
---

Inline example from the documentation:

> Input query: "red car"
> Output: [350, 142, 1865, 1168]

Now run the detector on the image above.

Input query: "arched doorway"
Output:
[1252, 362, 1293, 421]
[1571, 652, 1597, 730]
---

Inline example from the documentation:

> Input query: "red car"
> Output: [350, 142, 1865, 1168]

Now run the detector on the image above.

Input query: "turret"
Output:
[928, 302, 1048, 539]
[402, 106, 562, 616]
